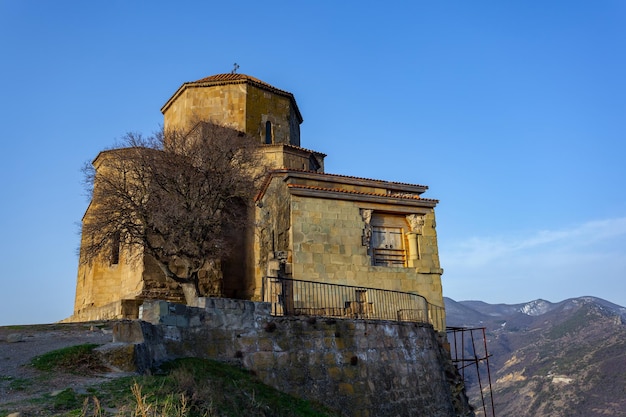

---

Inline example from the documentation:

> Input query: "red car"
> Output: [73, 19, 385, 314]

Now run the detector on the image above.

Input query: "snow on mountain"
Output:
[519, 299, 553, 316]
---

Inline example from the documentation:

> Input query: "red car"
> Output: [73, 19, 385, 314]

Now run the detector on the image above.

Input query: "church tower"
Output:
[161, 73, 324, 172]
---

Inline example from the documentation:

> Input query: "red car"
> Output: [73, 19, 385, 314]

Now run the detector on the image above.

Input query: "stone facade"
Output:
[255, 170, 446, 329]
[110, 299, 472, 417]
[70, 73, 445, 331]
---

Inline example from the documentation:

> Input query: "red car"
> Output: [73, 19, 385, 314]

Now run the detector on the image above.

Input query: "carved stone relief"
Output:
[406, 214, 425, 234]
[360, 209, 373, 246]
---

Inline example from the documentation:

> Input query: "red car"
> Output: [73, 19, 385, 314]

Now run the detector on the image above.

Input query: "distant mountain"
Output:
[445, 296, 626, 417]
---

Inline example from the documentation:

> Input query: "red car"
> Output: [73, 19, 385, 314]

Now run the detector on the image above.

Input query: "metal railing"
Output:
[372, 248, 406, 266]
[447, 326, 496, 417]
[262, 276, 445, 330]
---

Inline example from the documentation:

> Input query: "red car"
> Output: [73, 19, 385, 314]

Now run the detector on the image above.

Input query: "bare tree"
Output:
[80, 122, 266, 304]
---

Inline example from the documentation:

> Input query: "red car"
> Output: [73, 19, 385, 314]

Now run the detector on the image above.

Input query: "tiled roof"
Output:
[286, 184, 439, 203]
[254, 169, 435, 203]
[195, 73, 259, 83]
[263, 143, 327, 157]
[270, 168, 429, 189]
[191, 73, 296, 100]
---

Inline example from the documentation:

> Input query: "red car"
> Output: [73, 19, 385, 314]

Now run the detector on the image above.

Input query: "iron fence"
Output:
[262, 276, 445, 329]
[447, 326, 496, 417]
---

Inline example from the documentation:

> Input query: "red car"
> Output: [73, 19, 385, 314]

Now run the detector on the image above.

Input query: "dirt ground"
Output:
[0, 322, 123, 413]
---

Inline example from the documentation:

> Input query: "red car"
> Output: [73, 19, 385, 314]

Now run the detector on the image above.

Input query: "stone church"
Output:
[71, 73, 445, 329]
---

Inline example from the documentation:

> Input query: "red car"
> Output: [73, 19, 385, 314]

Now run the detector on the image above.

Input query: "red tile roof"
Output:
[286, 184, 439, 203]
[270, 168, 429, 189]
[263, 143, 327, 157]
[254, 169, 434, 203]
[192, 73, 296, 101]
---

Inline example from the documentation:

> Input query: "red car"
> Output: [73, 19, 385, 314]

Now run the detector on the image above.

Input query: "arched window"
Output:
[265, 121, 272, 144]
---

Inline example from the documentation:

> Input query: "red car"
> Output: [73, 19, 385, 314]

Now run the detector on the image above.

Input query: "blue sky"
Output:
[1, 1, 624, 325]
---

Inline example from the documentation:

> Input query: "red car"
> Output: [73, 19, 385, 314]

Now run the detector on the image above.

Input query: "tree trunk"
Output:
[180, 282, 200, 307]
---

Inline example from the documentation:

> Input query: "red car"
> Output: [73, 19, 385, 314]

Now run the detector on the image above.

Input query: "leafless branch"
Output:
[79, 122, 267, 301]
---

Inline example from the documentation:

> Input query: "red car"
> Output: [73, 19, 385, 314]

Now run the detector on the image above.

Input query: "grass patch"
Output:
[7, 377, 33, 391]
[171, 358, 335, 416]
[6, 358, 339, 417]
[96, 358, 338, 417]
[52, 388, 81, 411]
[2, 325, 27, 331]
[30, 344, 107, 374]
[1, 375, 33, 391]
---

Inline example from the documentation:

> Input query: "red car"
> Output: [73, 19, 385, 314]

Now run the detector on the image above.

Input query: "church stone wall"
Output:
[253, 177, 292, 294]
[289, 195, 445, 325]
[163, 84, 248, 132]
[259, 145, 324, 173]
[246, 84, 298, 145]
[72, 243, 189, 322]
[73, 244, 145, 319]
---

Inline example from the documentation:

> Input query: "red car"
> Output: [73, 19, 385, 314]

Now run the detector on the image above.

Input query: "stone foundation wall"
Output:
[114, 298, 472, 417]
[64, 299, 142, 323]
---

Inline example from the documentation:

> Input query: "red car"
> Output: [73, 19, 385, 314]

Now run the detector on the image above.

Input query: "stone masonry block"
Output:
[251, 350, 276, 369]
[327, 366, 342, 381]
[338, 383, 355, 395]
[310, 243, 325, 253]
[292, 263, 304, 274]
[330, 254, 347, 264]
[235, 337, 258, 354]
[175, 315, 189, 327]
[343, 365, 359, 380]
[295, 251, 313, 264]
[293, 231, 305, 243]
[257, 337, 274, 352]
[113, 321, 147, 344]
[161, 315, 179, 327]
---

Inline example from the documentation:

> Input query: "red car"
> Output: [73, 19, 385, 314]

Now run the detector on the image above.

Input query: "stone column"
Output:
[407, 232, 419, 267]
[406, 214, 425, 267]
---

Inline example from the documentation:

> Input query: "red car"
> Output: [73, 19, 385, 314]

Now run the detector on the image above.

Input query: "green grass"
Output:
[4, 352, 339, 417]
[92, 358, 339, 417]
[9, 377, 33, 391]
[1, 376, 33, 391]
[30, 343, 107, 374]
[52, 388, 82, 411]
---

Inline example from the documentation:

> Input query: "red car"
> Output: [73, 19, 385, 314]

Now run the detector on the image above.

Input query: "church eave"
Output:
[255, 169, 432, 203]
[286, 184, 438, 208]
[277, 169, 429, 194]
